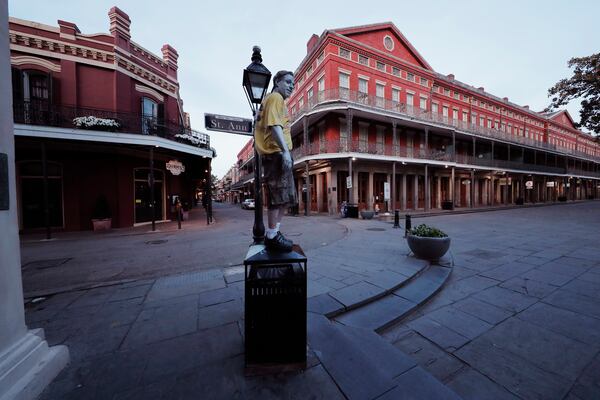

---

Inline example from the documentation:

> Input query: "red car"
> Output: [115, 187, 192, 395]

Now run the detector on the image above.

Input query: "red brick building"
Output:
[287, 22, 600, 214]
[10, 7, 213, 232]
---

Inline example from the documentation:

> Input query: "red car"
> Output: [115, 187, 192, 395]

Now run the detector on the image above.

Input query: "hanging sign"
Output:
[166, 160, 185, 175]
[525, 180, 534, 189]
[346, 176, 352, 189]
[546, 182, 555, 188]
[384, 182, 390, 200]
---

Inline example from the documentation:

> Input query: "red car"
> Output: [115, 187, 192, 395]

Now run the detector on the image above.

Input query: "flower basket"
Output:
[73, 116, 120, 131]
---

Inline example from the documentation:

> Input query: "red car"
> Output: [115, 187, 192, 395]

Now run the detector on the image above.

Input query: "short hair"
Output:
[273, 70, 294, 87]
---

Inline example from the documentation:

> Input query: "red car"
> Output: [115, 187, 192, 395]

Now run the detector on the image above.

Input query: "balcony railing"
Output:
[293, 88, 600, 163]
[292, 140, 578, 175]
[13, 100, 210, 150]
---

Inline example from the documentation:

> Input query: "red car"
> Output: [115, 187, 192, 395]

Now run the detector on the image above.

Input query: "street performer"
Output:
[255, 70, 296, 252]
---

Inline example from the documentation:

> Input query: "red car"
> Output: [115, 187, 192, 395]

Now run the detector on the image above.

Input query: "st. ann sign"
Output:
[166, 160, 185, 175]
[204, 113, 252, 136]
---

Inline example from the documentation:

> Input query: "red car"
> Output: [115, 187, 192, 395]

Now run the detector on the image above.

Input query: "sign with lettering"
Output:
[525, 180, 534, 189]
[166, 160, 185, 175]
[384, 182, 390, 200]
[346, 176, 352, 189]
[204, 113, 253, 136]
[546, 181, 555, 188]
[0, 153, 8, 210]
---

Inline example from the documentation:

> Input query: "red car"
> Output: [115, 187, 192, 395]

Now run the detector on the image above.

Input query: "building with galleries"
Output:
[285, 22, 600, 215]
[9, 7, 213, 232]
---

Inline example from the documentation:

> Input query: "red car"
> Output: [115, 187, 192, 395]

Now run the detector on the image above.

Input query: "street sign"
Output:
[384, 182, 390, 200]
[204, 113, 253, 136]
[346, 176, 352, 189]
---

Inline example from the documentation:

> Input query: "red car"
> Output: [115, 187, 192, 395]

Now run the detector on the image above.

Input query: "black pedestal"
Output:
[244, 244, 307, 374]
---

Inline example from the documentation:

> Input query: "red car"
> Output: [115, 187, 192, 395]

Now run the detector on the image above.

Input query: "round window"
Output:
[384, 35, 394, 51]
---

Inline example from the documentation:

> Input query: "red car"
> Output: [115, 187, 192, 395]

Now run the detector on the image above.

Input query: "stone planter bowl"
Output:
[407, 234, 451, 261]
[360, 210, 375, 219]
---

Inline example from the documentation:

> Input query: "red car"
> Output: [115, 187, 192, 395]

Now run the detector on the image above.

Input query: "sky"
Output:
[9, 0, 600, 178]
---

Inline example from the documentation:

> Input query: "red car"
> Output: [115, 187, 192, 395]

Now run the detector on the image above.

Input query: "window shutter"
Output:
[157, 103, 165, 127]
[46, 71, 53, 105]
[12, 67, 23, 104]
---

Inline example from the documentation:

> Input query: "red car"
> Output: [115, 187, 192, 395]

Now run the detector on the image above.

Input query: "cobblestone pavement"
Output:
[23, 201, 600, 399]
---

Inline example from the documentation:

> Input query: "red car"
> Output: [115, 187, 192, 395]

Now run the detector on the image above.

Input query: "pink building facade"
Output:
[286, 23, 600, 214]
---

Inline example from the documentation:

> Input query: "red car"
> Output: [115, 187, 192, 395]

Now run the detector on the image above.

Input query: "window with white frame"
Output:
[462, 111, 468, 123]
[317, 51, 324, 65]
[339, 118, 348, 151]
[392, 88, 400, 103]
[471, 112, 477, 124]
[376, 83, 385, 98]
[318, 76, 325, 94]
[359, 55, 369, 65]
[407, 72, 415, 82]
[359, 123, 368, 151]
[444, 88, 450, 96]
[480, 116, 484, 127]
[307, 87, 313, 103]
[298, 96, 304, 108]
[420, 78, 428, 87]
[339, 48, 350, 58]
[406, 92, 414, 107]
[392, 67, 400, 76]
[376, 61, 385, 71]
[419, 96, 427, 110]
[339, 72, 350, 98]
[376, 126, 385, 153]
[442, 105, 449, 118]
[432, 102, 438, 114]
[358, 78, 368, 95]
[306, 65, 313, 77]
[452, 108, 458, 120]
[487, 118, 492, 129]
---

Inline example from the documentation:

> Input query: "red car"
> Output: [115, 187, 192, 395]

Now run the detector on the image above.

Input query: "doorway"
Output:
[134, 168, 164, 223]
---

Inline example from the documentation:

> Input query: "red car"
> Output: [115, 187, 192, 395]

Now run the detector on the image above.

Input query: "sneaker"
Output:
[265, 232, 293, 252]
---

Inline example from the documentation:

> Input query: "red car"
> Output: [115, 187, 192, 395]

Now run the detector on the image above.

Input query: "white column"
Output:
[401, 174, 407, 210]
[328, 168, 336, 215]
[413, 174, 419, 210]
[368, 171, 374, 210]
[0, 3, 69, 398]
[436, 176, 441, 209]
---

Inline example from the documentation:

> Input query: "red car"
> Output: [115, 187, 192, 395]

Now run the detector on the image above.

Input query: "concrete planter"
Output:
[360, 210, 375, 219]
[92, 218, 112, 231]
[407, 234, 451, 261]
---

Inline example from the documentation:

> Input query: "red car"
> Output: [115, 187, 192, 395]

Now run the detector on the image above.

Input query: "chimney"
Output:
[108, 7, 131, 48]
[478, 87, 484, 92]
[503, 97, 509, 102]
[57, 20, 80, 39]
[161, 44, 179, 79]
[307, 34, 319, 54]
[447, 73, 455, 80]
[523, 105, 529, 109]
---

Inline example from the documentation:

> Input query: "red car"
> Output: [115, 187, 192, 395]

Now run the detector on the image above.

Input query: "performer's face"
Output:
[275, 74, 294, 99]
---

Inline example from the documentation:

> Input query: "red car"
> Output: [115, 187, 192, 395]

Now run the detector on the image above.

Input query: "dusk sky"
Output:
[9, 0, 600, 178]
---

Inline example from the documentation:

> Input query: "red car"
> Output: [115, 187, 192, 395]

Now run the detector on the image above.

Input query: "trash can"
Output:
[346, 203, 359, 218]
[244, 245, 307, 371]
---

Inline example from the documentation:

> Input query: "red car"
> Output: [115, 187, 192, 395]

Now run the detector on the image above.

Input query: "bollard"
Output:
[404, 214, 412, 237]
[176, 201, 182, 229]
[393, 210, 400, 228]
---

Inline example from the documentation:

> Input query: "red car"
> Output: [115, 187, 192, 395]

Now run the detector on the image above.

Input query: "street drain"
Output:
[367, 228, 386, 231]
[145, 239, 168, 245]
[22, 258, 72, 270]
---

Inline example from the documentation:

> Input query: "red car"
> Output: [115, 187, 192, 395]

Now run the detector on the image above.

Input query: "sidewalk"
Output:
[24, 202, 600, 399]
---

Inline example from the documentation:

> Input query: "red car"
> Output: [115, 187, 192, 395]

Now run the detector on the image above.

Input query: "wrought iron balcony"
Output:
[12, 100, 211, 150]
[292, 88, 600, 163]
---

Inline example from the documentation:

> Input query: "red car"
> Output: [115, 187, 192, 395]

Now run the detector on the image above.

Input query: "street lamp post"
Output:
[243, 46, 271, 244]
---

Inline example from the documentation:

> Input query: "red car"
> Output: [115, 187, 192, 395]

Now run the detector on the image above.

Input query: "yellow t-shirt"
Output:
[254, 92, 292, 155]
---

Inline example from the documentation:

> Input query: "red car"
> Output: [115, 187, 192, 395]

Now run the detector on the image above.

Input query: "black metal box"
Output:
[244, 244, 307, 370]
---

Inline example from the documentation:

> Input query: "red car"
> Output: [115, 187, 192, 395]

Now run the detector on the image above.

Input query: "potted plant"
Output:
[360, 209, 375, 219]
[441, 200, 454, 210]
[91, 195, 112, 231]
[73, 116, 121, 132]
[406, 224, 450, 261]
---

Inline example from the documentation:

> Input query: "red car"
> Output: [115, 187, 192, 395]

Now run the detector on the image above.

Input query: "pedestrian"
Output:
[255, 70, 296, 252]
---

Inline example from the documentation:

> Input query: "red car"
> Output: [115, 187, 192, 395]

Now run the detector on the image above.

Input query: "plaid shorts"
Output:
[262, 152, 297, 209]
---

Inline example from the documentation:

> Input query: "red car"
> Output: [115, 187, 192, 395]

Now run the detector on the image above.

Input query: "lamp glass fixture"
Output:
[243, 46, 271, 104]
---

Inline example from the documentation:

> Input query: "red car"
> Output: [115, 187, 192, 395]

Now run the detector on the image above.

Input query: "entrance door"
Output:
[19, 161, 63, 229]
[373, 173, 387, 211]
[134, 169, 164, 223]
[320, 172, 327, 212]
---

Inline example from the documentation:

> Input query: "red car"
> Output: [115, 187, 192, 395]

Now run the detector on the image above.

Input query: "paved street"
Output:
[22, 201, 600, 399]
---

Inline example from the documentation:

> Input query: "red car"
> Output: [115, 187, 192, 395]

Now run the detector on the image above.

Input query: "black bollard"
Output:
[393, 210, 400, 228]
[404, 214, 412, 237]
[176, 201, 182, 229]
